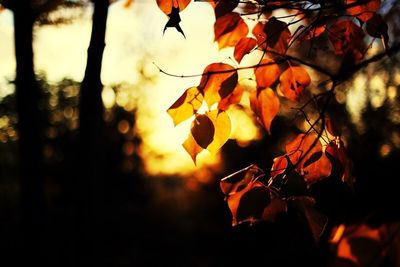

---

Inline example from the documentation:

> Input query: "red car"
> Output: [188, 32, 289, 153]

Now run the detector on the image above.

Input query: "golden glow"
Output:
[379, 144, 391, 157]
[102, 86, 116, 109]
[369, 75, 386, 108]
[330, 224, 345, 244]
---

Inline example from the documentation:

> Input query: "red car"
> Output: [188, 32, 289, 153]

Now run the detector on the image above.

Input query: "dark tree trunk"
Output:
[13, 0, 46, 264]
[75, 0, 109, 265]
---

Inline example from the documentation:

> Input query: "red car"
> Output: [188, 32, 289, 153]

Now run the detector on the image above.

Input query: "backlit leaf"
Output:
[326, 140, 353, 186]
[279, 66, 311, 101]
[167, 87, 203, 126]
[182, 131, 203, 164]
[234, 37, 257, 63]
[214, 12, 249, 49]
[302, 25, 326, 40]
[191, 114, 215, 149]
[346, 0, 380, 22]
[328, 20, 365, 62]
[302, 152, 332, 184]
[156, 0, 191, 14]
[198, 63, 238, 108]
[264, 17, 291, 54]
[218, 84, 244, 111]
[206, 110, 231, 154]
[255, 58, 280, 88]
[250, 88, 280, 134]
[220, 164, 263, 197]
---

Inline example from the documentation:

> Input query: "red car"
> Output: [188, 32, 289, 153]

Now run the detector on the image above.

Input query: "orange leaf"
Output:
[218, 84, 243, 111]
[156, 0, 191, 14]
[302, 25, 325, 40]
[198, 63, 238, 108]
[234, 37, 257, 63]
[328, 20, 365, 62]
[252, 22, 267, 48]
[167, 87, 203, 126]
[214, 12, 249, 49]
[285, 133, 321, 168]
[220, 164, 263, 197]
[182, 132, 203, 164]
[206, 110, 231, 154]
[191, 114, 215, 149]
[302, 151, 332, 184]
[255, 58, 280, 88]
[250, 88, 280, 134]
[279, 66, 311, 101]
[346, 0, 380, 22]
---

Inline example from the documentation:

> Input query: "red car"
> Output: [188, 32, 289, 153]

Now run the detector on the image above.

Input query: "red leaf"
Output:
[250, 88, 280, 135]
[198, 63, 238, 108]
[255, 58, 281, 88]
[302, 25, 326, 40]
[213, 0, 239, 19]
[326, 140, 353, 186]
[366, 13, 389, 49]
[328, 20, 365, 62]
[346, 0, 380, 22]
[234, 37, 257, 63]
[264, 17, 291, 54]
[279, 65, 311, 101]
[214, 12, 249, 49]
[156, 0, 191, 14]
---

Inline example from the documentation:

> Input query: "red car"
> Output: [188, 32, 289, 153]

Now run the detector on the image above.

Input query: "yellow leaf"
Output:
[206, 110, 231, 154]
[167, 87, 203, 126]
[182, 131, 203, 164]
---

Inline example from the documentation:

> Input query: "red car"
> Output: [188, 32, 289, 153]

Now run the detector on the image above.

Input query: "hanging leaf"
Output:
[218, 84, 244, 111]
[252, 22, 267, 48]
[326, 140, 353, 186]
[163, 6, 186, 38]
[234, 37, 257, 63]
[346, 0, 380, 22]
[206, 110, 231, 154]
[302, 151, 332, 184]
[328, 20, 365, 62]
[301, 25, 326, 40]
[289, 197, 328, 242]
[182, 131, 203, 164]
[167, 87, 203, 126]
[213, 0, 239, 19]
[214, 12, 249, 49]
[265, 17, 292, 54]
[198, 63, 238, 108]
[250, 88, 280, 135]
[254, 58, 281, 88]
[279, 66, 311, 101]
[366, 13, 389, 49]
[156, 0, 191, 14]
[220, 164, 263, 196]
[191, 114, 215, 149]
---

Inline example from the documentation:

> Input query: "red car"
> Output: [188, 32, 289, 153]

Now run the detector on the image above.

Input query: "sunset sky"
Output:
[0, 1, 259, 175]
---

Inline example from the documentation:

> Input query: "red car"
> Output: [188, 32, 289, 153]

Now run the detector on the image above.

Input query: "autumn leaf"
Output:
[366, 13, 389, 49]
[206, 110, 231, 154]
[167, 87, 203, 126]
[302, 151, 332, 184]
[328, 20, 365, 62]
[213, 0, 239, 19]
[301, 25, 326, 40]
[326, 140, 353, 186]
[214, 12, 248, 49]
[346, 0, 380, 22]
[289, 196, 328, 241]
[220, 164, 263, 198]
[163, 6, 186, 38]
[234, 37, 257, 63]
[182, 131, 203, 164]
[198, 63, 238, 108]
[191, 114, 215, 149]
[156, 0, 191, 14]
[218, 84, 243, 111]
[252, 22, 267, 48]
[278, 65, 311, 101]
[264, 17, 291, 54]
[254, 58, 280, 88]
[250, 88, 280, 134]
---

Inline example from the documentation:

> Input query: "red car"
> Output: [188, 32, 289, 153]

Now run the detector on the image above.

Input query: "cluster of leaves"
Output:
[160, 0, 391, 235]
